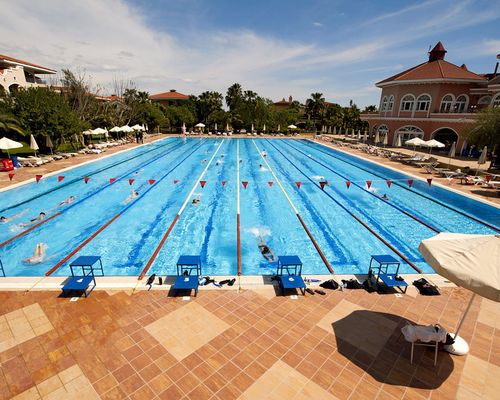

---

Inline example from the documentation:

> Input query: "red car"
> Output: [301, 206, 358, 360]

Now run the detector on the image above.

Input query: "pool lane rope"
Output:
[303, 139, 500, 233]
[0, 141, 187, 250]
[44, 141, 205, 277]
[281, 140, 441, 234]
[251, 139, 334, 275]
[236, 139, 242, 277]
[266, 139, 422, 274]
[138, 139, 225, 280]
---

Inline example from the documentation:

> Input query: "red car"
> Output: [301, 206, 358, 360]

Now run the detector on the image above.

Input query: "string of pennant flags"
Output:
[6, 173, 433, 188]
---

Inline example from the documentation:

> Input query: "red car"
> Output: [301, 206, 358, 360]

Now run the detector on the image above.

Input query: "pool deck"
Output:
[1, 282, 499, 399]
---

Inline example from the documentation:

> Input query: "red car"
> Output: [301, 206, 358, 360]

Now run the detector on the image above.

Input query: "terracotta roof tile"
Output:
[150, 90, 190, 100]
[0, 54, 56, 73]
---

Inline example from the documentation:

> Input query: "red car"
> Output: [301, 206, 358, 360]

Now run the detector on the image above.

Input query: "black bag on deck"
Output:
[413, 278, 440, 296]
[362, 279, 377, 293]
[342, 279, 363, 289]
[320, 279, 339, 290]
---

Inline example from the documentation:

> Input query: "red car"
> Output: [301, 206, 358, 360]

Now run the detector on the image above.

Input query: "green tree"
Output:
[193, 91, 223, 124]
[466, 106, 500, 149]
[0, 113, 24, 138]
[225, 83, 243, 112]
[306, 92, 325, 130]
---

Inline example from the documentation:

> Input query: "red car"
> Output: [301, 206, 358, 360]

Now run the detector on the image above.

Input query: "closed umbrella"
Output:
[419, 233, 500, 355]
[351, 128, 355, 137]
[214, 123, 218, 132]
[447, 141, 456, 168]
[357, 129, 361, 140]
[182, 123, 186, 134]
[363, 130, 367, 142]
[333, 126, 337, 135]
[277, 124, 281, 132]
[328, 126, 332, 134]
[344, 127, 348, 139]
[226, 123, 230, 132]
[263, 124, 266, 132]
[476, 145, 488, 176]
[45, 136, 54, 154]
[30, 134, 39, 157]
[251, 123, 254, 132]
[396, 134, 402, 147]
[382, 133, 388, 147]
[0, 137, 23, 157]
[374, 131, 380, 144]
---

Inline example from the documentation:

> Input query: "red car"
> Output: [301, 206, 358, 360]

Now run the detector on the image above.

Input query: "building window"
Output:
[440, 95, 454, 113]
[387, 95, 394, 111]
[416, 94, 431, 111]
[493, 95, 500, 108]
[400, 94, 415, 111]
[380, 96, 388, 111]
[454, 95, 467, 113]
[396, 126, 424, 143]
[478, 96, 491, 105]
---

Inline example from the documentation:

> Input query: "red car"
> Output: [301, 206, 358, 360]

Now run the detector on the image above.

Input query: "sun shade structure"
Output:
[131, 124, 144, 131]
[424, 139, 445, 148]
[405, 137, 427, 146]
[29, 134, 39, 156]
[195, 123, 205, 128]
[288, 124, 297, 129]
[419, 233, 500, 354]
[0, 136, 23, 157]
[109, 126, 122, 132]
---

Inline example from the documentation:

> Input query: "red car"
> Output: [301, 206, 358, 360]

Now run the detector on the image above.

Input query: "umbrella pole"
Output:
[453, 292, 476, 340]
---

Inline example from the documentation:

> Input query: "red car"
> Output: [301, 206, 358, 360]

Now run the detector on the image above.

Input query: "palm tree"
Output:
[0, 114, 24, 137]
[306, 93, 325, 130]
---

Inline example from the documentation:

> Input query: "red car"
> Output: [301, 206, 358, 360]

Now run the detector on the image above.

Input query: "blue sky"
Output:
[0, 0, 499, 107]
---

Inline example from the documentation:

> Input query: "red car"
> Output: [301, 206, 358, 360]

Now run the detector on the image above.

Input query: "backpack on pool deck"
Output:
[320, 279, 339, 290]
[342, 279, 363, 289]
[413, 278, 440, 296]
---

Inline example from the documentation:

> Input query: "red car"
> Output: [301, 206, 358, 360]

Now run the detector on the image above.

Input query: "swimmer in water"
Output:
[262, 151, 267, 157]
[216, 160, 221, 166]
[258, 236, 276, 262]
[381, 193, 390, 200]
[259, 164, 263, 169]
[202, 159, 207, 164]
[192, 195, 201, 205]
[125, 190, 139, 203]
[0, 209, 29, 223]
[239, 159, 243, 163]
[24, 243, 47, 264]
[20, 212, 46, 227]
[59, 196, 76, 206]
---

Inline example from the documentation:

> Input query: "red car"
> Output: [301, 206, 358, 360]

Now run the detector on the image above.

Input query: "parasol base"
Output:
[443, 334, 469, 355]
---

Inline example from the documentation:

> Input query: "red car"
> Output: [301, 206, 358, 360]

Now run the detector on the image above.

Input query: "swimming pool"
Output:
[1, 137, 499, 277]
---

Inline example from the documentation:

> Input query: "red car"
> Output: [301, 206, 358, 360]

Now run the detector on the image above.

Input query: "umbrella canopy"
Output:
[288, 124, 297, 129]
[396, 134, 402, 147]
[374, 131, 380, 143]
[405, 137, 427, 146]
[478, 145, 488, 165]
[425, 139, 445, 148]
[82, 130, 94, 135]
[131, 124, 144, 131]
[448, 141, 456, 158]
[92, 127, 108, 134]
[30, 134, 39, 156]
[195, 123, 205, 128]
[120, 125, 134, 133]
[109, 126, 122, 132]
[382, 133, 388, 146]
[45, 136, 53, 148]
[0, 136, 23, 157]
[263, 124, 266, 131]
[251, 123, 254, 132]
[419, 233, 500, 302]
[357, 130, 361, 140]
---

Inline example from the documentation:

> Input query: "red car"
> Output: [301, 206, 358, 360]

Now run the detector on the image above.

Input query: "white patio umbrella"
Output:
[419, 233, 500, 355]
[382, 133, 388, 146]
[82, 130, 93, 135]
[363, 130, 367, 142]
[120, 125, 134, 133]
[30, 134, 39, 157]
[181, 123, 186, 134]
[131, 124, 144, 131]
[92, 127, 108, 134]
[374, 131, 380, 144]
[476, 145, 488, 176]
[344, 128, 348, 138]
[263, 124, 266, 132]
[226, 123, 230, 131]
[405, 137, 427, 151]
[396, 134, 402, 147]
[214, 123, 218, 131]
[45, 136, 54, 154]
[447, 141, 456, 168]
[251, 123, 254, 132]
[0, 137, 23, 157]
[351, 128, 355, 137]
[333, 126, 337, 135]
[425, 138, 445, 154]
[357, 130, 361, 140]
[109, 126, 122, 133]
[195, 123, 205, 128]
[277, 124, 281, 132]
[287, 124, 297, 129]
[328, 126, 332, 134]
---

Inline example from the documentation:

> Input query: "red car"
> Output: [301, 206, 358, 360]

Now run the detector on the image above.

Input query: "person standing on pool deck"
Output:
[258, 236, 276, 262]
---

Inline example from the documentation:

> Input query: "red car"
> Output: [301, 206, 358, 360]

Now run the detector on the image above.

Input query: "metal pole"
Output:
[453, 292, 476, 339]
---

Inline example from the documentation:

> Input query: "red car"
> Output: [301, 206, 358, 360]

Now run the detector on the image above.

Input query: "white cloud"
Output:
[313, 22, 323, 27]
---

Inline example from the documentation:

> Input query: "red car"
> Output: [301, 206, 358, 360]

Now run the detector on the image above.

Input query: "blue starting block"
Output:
[172, 255, 201, 297]
[0, 257, 5, 277]
[61, 256, 102, 298]
[369, 254, 408, 293]
[277, 255, 306, 296]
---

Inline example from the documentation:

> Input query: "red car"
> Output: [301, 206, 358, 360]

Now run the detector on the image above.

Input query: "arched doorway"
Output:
[432, 128, 458, 149]
[8, 83, 20, 93]
[395, 126, 424, 146]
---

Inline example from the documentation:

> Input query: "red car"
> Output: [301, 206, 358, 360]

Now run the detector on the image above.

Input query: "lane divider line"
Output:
[267, 139, 422, 274]
[252, 139, 334, 274]
[45, 142, 204, 276]
[139, 139, 225, 280]
[282, 140, 440, 233]
[0, 141, 186, 250]
[236, 139, 242, 276]
[304, 139, 500, 233]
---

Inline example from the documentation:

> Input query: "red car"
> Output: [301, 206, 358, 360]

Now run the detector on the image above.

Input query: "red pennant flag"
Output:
[407, 179, 413, 188]
[128, 178, 135, 185]
[345, 180, 351, 188]
[36, 174, 42, 183]
[386, 179, 392, 188]
[221, 180, 227, 187]
[57, 176, 64, 182]
[427, 178, 432, 187]
[295, 181, 302, 189]
[84, 177, 90, 184]
[109, 178, 116, 184]
[173, 180, 179, 184]
[200, 180, 206, 188]
[319, 181, 327, 189]
[8, 173, 15, 181]
[268, 181, 273, 187]
[242, 181, 248, 189]
[148, 179, 156, 185]
[366, 180, 372, 189]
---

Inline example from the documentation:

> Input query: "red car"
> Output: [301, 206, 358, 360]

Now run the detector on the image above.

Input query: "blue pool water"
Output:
[0, 137, 498, 277]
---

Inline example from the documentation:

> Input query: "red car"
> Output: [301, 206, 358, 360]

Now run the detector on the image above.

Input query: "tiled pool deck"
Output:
[1, 285, 499, 399]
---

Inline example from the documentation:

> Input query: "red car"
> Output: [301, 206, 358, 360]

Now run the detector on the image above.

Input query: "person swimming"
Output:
[202, 159, 207, 164]
[20, 212, 46, 227]
[258, 236, 276, 262]
[216, 160, 221, 166]
[192, 195, 201, 205]
[0, 209, 29, 223]
[125, 190, 139, 203]
[381, 193, 390, 200]
[24, 243, 47, 264]
[59, 196, 76, 206]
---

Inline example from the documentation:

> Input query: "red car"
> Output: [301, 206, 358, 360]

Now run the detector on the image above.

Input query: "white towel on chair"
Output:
[401, 324, 447, 343]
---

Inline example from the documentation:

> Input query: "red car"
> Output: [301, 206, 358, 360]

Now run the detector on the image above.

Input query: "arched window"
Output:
[387, 95, 394, 111]
[478, 96, 491, 105]
[454, 95, 467, 113]
[396, 126, 424, 143]
[440, 95, 454, 113]
[493, 94, 500, 108]
[400, 94, 415, 111]
[416, 94, 431, 111]
[380, 96, 388, 111]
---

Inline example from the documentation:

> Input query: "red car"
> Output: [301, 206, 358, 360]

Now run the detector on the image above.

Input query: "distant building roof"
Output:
[377, 42, 486, 86]
[150, 89, 190, 101]
[0, 54, 56, 74]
